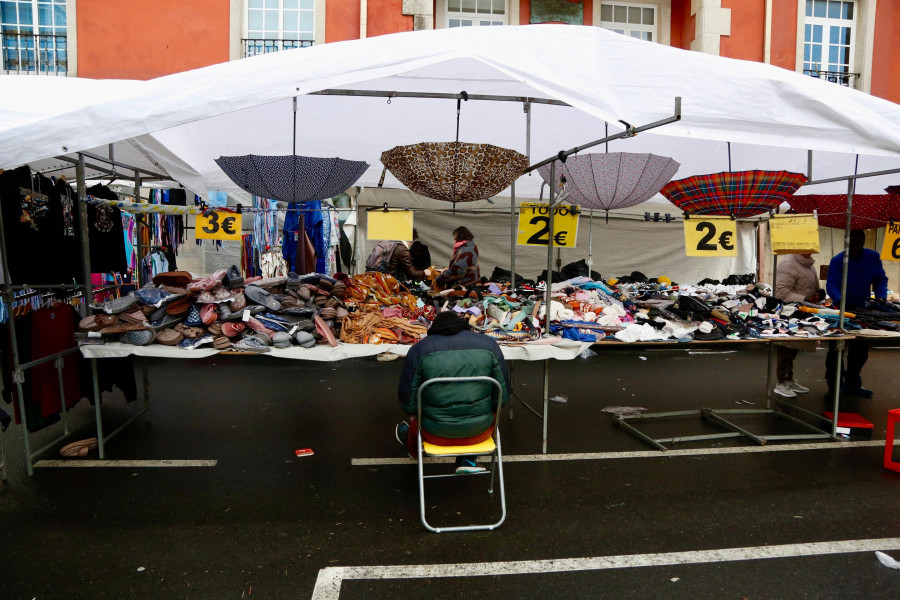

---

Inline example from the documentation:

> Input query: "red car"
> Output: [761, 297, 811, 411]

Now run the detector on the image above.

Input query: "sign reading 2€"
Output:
[683, 216, 737, 257]
[517, 202, 580, 247]
[195, 211, 243, 241]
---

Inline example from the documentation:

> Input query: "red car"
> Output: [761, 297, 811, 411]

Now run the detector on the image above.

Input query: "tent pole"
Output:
[510, 181, 516, 291]
[77, 153, 93, 308]
[832, 157, 858, 436]
[134, 174, 143, 287]
[541, 162, 557, 454]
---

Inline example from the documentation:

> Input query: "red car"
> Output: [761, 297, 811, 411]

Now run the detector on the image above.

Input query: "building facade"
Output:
[1, 0, 897, 102]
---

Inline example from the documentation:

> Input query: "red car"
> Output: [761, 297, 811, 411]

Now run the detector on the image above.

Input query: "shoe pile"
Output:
[78, 268, 352, 351]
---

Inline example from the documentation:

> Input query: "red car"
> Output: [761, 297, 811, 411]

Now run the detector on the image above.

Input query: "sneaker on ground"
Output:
[786, 380, 809, 394]
[773, 383, 797, 398]
[395, 421, 409, 447]
[455, 458, 486, 474]
[841, 385, 874, 398]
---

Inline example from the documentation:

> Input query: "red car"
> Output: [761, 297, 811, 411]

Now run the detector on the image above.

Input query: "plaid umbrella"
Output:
[215, 155, 369, 204]
[786, 194, 900, 229]
[381, 141, 528, 203]
[537, 152, 680, 212]
[660, 170, 807, 217]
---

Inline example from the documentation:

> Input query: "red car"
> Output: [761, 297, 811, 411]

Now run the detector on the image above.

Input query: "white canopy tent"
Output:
[1, 25, 899, 282]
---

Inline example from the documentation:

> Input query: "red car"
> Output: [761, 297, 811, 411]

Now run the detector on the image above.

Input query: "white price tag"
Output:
[88, 331, 101, 338]
[242, 309, 250, 322]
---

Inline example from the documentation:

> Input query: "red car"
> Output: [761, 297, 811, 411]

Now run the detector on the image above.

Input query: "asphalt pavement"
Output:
[1, 342, 899, 599]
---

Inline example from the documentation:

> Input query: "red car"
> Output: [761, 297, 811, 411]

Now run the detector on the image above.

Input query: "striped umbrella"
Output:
[786, 194, 900, 230]
[661, 170, 807, 217]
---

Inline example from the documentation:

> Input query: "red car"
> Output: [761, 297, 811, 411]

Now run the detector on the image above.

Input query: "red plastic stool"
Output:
[885, 409, 900, 473]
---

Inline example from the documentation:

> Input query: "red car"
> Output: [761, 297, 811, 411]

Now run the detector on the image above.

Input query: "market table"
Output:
[77, 338, 594, 459]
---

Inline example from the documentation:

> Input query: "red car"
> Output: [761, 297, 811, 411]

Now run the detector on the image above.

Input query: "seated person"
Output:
[395, 311, 509, 473]
[434, 226, 480, 290]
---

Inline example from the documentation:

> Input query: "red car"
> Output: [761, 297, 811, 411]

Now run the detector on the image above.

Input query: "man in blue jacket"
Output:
[395, 311, 509, 474]
[825, 229, 888, 398]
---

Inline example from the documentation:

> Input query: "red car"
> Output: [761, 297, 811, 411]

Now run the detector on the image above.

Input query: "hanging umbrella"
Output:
[215, 155, 369, 204]
[786, 194, 900, 230]
[381, 141, 528, 204]
[660, 170, 807, 217]
[537, 152, 680, 214]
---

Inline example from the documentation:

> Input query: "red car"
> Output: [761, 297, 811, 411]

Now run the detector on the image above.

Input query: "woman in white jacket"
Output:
[773, 253, 822, 398]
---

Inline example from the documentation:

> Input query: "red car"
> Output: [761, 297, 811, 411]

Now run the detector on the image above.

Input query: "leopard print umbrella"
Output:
[381, 141, 528, 203]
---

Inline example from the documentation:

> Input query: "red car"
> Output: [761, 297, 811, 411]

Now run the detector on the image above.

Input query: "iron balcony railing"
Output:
[803, 68, 859, 88]
[242, 38, 314, 58]
[1, 31, 68, 75]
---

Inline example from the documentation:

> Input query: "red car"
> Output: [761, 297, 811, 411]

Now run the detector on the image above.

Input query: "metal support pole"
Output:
[542, 359, 550, 454]
[134, 174, 143, 287]
[92, 358, 105, 459]
[77, 153, 93, 311]
[509, 182, 517, 291]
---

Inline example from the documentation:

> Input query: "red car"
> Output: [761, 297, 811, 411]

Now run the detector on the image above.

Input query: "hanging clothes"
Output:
[85, 184, 129, 275]
[260, 249, 288, 278]
[0, 166, 65, 285]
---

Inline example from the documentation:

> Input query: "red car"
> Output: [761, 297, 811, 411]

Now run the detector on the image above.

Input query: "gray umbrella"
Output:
[215, 154, 369, 204]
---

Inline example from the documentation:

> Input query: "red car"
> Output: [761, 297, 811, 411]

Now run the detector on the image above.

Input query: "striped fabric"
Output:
[786, 194, 900, 230]
[661, 170, 807, 217]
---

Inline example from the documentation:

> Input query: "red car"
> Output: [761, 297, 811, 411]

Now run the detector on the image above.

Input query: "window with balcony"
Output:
[447, 0, 506, 27]
[803, 0, 858, 86]
[600, 2, 656, 42]
[244, 0, 314, 57]
[1, 0, 67, 74]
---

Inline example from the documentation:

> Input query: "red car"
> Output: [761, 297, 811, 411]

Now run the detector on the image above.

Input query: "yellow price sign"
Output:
[367, 210, 413, 241]
[881, 221, 900, 262]
[683, 216, 737, 257]
[517, 202, 580, 247]
[195, 211, 242, 241]
[770, 214, 820, 255]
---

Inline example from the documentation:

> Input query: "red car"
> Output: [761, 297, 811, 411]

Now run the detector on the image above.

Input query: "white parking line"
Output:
[352, 439, 890, 466]
[34, 459, 217, 468]
[311, 537, 900, 600]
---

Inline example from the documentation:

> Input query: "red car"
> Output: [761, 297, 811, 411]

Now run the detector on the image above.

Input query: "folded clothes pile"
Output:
[79, 267, 350, 352]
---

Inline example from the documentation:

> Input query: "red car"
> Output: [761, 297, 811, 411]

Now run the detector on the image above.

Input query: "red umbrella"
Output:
[786, 194, 900, 230]
[660, 170, 807, 217]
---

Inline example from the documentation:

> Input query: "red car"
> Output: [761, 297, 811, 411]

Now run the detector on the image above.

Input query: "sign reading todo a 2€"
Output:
[195, 211, 242, 241]
[517, 202, 579, 247]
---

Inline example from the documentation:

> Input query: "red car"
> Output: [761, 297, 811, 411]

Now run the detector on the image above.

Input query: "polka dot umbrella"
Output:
[537, 152, 681, 218]
[660, 170, 807, 217]
[381, 141, 529, 206]
[786, 193, 900, 230]
[215, 155, 370, 204]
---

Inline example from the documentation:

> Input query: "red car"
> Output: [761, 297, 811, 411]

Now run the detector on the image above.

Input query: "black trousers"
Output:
[825, 339, 869, 390]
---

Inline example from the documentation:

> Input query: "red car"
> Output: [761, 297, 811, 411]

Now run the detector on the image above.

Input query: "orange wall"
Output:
[77, 0, 229, 80]
[325, 0, 360, 42]
[770, 0, 798, 70]
[721, 0, 765, 61]
[670, 0, 695, 50]
[871, 0, 900, 103]
[367, 0, 413, 36]
[521, 0, 531, 24]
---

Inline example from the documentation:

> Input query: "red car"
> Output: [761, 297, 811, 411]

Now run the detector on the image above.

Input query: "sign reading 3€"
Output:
[195, 211, 243, 241]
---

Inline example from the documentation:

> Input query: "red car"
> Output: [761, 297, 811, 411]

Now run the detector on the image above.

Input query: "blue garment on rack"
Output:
[282, 209, 300, 272]
[304, 200, 326, 273]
